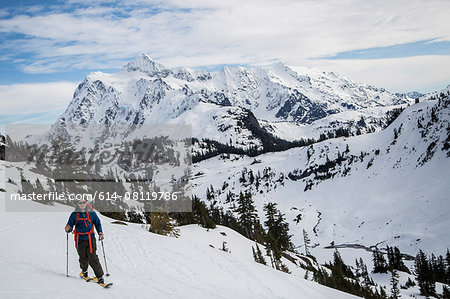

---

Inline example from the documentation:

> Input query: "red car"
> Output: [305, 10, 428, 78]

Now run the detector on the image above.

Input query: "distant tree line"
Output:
[193, 125, 371, 163]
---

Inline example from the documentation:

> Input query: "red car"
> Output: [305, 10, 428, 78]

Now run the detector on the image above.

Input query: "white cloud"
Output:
[0, 0, 449, 91]
[2, 1, 449, 64]
[0, 82, 76, 116]
[303, 55, 450, 93]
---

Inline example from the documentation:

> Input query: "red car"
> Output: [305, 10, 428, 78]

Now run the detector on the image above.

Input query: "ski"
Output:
[91, 277, 113, 288]
[99, 283, 113, 288]
[79, 273, 92, 282]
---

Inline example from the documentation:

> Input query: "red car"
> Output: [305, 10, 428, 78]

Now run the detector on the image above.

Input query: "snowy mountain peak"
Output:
[266, 60, 293, 72]
[55, 55, 416, 147]
[122, 53, 168, 76]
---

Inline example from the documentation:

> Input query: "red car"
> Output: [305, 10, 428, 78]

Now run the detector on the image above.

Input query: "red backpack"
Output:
[73, 203, 95, 254]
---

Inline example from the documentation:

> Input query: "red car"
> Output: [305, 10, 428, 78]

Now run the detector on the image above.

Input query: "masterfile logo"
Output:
[4, 124, 192, 213]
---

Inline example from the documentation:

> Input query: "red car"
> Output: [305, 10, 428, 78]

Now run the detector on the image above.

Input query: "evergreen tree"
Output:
[356, 257, 370, 285]
[149, 211, 179, 237]
[19, 171, 34, 197]
[355, 258, 361, 277]
[404, 277, 415, 288]
[274, 209, 293, 251]
[206, 185, 215, 201]
[330, 249, 354, 278]
[252, 243, 267, 265]
[263, 202, 292, 271]
[303, 229, 311, 256]
[225, 191, 233, 203]
[248, 170, 255, 184]
[235, 191, 259, 240]
[192, 196, 216, 229]
[264, 203, 281, 268]
[316, 255, 386, 299]
[415, 250, 436, 297]
[34, 178, 53, 206]
[386, 246, 406, 272]
[446, 249, 450, 284]
[373, 248, 388, 273]
[432, 254, 446, 283]
[264, 240, 275, 268]
[360, 258, 368, 278]
[390, 270, 400, 299]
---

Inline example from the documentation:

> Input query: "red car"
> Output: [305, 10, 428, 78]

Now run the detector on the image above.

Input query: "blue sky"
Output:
[325, 39, 450, 60]
[0, 0, 449, 124]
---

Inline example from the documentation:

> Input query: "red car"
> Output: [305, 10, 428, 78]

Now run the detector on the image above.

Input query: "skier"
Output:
[65, 199, 105, 284]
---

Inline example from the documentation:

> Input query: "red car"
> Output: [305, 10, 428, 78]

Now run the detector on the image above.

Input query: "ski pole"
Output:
[66, 232, 69, 277]
[100, 238, 110, 277]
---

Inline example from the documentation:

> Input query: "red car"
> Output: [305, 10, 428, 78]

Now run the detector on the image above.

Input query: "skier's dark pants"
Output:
[77, 238, 104, 278]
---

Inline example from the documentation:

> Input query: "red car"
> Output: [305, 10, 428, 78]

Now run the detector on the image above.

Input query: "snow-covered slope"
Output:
[0, 190, 358, 299]
[191, 90, 450, 259]
[3, 54, 449, 298]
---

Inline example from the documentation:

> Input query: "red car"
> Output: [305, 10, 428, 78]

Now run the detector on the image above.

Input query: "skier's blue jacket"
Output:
[66, 208, 102, 240]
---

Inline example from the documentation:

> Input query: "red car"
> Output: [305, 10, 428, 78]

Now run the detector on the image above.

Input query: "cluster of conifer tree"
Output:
[372, 246, 408, 274]
[174, 190, 293, 273]
[372, 246, 410, 299]
[384, 107, 405, 128]
[414, 249, 450, 298]
[314, 250, 388, 299]
[193, 124, 367, 163]
[372, 246, 450, 298]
